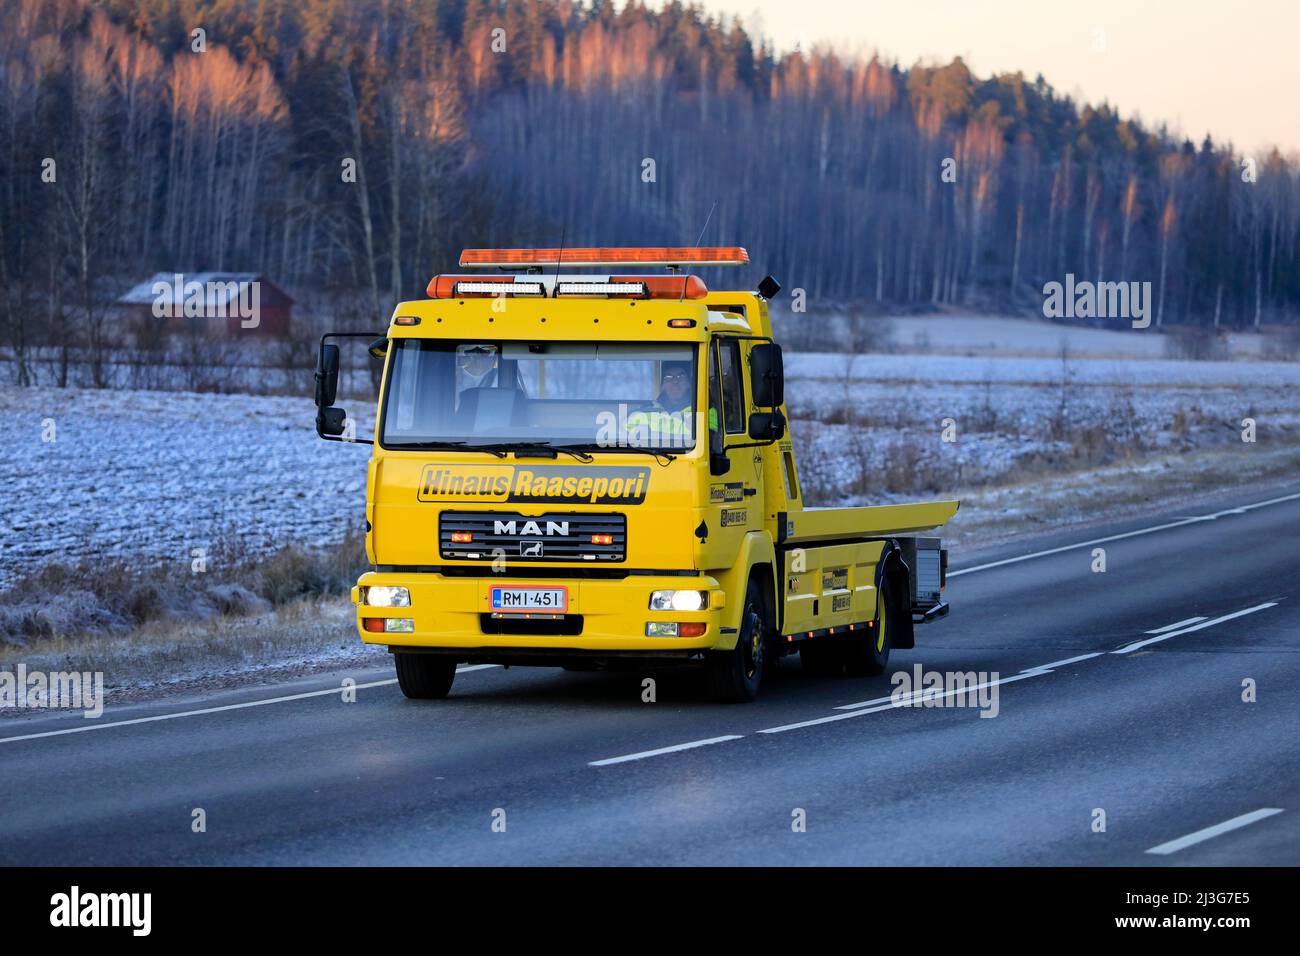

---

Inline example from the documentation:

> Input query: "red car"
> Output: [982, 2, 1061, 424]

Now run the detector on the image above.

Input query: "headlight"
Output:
[364, 586, 411, 607]
[649, 589, 708, 611]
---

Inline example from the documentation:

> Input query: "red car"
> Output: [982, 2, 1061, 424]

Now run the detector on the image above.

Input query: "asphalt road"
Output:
[2, 485, 1298, 865]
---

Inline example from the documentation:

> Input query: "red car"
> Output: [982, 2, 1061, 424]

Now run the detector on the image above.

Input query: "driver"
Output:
[654, 361, 692, 414]
[624, 361, 716, 444]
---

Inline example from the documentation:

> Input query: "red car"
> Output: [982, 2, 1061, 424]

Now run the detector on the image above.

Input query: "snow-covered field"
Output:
[787, 352, 1300, 387]
[1, 348, 1297, 589]
[787, 353, 1300, 502]
[774, 313, 1295, 359]
[0, 388, 373, 589]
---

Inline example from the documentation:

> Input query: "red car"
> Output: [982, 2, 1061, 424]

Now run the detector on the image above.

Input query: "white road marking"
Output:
[948, 490, 1300, 578]
[809, 672, 1039, 722]
[1145, 808, 1284, 856]
[1018, 652, 1104, 675]
[0, 664, 499, 745]
[587, 594, 1282, 758]
[762, 700, 903, 733]
[1145, 616, 1207, 634]
[1113, 603, 1278, 654]
[589, 735, 744, 766]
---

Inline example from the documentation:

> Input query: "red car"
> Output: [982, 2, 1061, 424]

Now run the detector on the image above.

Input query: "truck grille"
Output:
[439, 511, 626, 562]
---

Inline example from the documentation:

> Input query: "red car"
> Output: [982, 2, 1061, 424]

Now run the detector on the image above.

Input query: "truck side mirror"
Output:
[315, 342, 340, 408]
[314, 332, 380, 445]
[748, 410, 786, 442]
[749, 343, 784, 408]
[318, 406, 347, 436]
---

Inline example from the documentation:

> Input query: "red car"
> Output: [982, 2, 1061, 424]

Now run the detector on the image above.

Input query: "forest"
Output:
[1, 0, 1297, 386]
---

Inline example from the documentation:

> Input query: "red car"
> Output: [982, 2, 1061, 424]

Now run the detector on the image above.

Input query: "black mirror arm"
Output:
[316, 331, 384, 444]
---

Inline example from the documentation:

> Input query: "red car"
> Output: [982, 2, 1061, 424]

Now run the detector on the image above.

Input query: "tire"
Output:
[708, 580, 767, 702]
[394, 653, 457, 699]
[844, 576, 894, 677]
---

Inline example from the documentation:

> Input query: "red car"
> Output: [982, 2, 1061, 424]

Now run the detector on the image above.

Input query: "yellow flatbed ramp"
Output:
[778, 500, 958, 638]
[781, 500, 960, 544]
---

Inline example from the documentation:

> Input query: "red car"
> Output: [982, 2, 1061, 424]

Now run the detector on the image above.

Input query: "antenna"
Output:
[553, 226, 566, 287]
[693, 201, 717, 247]
[682, 201, 718, 302]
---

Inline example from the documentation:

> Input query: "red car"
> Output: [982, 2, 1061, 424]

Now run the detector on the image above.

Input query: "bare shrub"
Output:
[1261, 326, 1300, 361]
[0, 531, 368, 646]
[847, 315, 896, 354]
[1164, 326, 1229, 361]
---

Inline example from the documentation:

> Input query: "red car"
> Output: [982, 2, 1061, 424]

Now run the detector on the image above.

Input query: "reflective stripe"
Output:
[626, 409, 692, 435]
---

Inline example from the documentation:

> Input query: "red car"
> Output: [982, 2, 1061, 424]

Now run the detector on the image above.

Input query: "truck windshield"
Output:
[380, 340, 698, 452]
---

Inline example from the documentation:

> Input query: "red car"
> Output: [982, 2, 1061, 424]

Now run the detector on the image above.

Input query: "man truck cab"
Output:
[315, 246, 955, 701]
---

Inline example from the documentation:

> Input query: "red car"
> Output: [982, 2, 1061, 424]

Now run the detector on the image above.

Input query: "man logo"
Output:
[495, 520, 569, 536]
[520, 541, 544, 557]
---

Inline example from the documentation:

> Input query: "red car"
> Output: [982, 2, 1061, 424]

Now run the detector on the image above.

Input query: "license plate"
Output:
[491, 587, 568, 612]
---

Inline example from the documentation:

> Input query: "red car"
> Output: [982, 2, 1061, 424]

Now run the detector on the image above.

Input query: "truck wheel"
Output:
[394, 653, 457, 699]
[708, 581, 766, 702]
[844, 581, 893, 677]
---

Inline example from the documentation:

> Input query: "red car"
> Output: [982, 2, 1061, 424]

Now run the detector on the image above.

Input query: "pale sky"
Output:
[670, 0, 1300, 156]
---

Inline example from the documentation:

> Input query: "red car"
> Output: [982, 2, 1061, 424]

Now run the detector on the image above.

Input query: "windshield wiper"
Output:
[467, 441, 594, 463]
[556, 442, 678, 464]
[536, 444, 595, 463]
[384, 440, 506, 457]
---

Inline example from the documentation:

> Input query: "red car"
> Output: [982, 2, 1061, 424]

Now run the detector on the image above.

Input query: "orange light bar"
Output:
[450, 532, 473, 543]
[591, 534, 614, 545]
[612, 275, 709, 299]
[459, 247, 749, 269]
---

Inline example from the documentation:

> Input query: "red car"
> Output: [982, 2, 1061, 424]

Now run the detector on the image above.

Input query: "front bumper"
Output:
[351, 571, 727, 654]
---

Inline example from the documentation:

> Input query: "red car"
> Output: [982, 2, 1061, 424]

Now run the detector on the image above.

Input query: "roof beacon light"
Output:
[459, 247, 749, 269]
[426, 275, 546, 298]
[555, 280, 648, 298]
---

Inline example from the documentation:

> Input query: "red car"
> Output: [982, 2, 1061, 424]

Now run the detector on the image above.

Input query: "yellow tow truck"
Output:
[314, 246, 956, 701]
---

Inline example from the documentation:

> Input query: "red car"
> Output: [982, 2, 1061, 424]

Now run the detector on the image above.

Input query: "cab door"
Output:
[701, 336, 762, 565]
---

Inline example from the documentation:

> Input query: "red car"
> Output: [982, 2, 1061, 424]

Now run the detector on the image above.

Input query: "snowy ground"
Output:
[0, 388, 374, 589]
[773, 312, 1296, 359]
[786, 352, 1300, 503]
[1, 350, 1298, 589]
